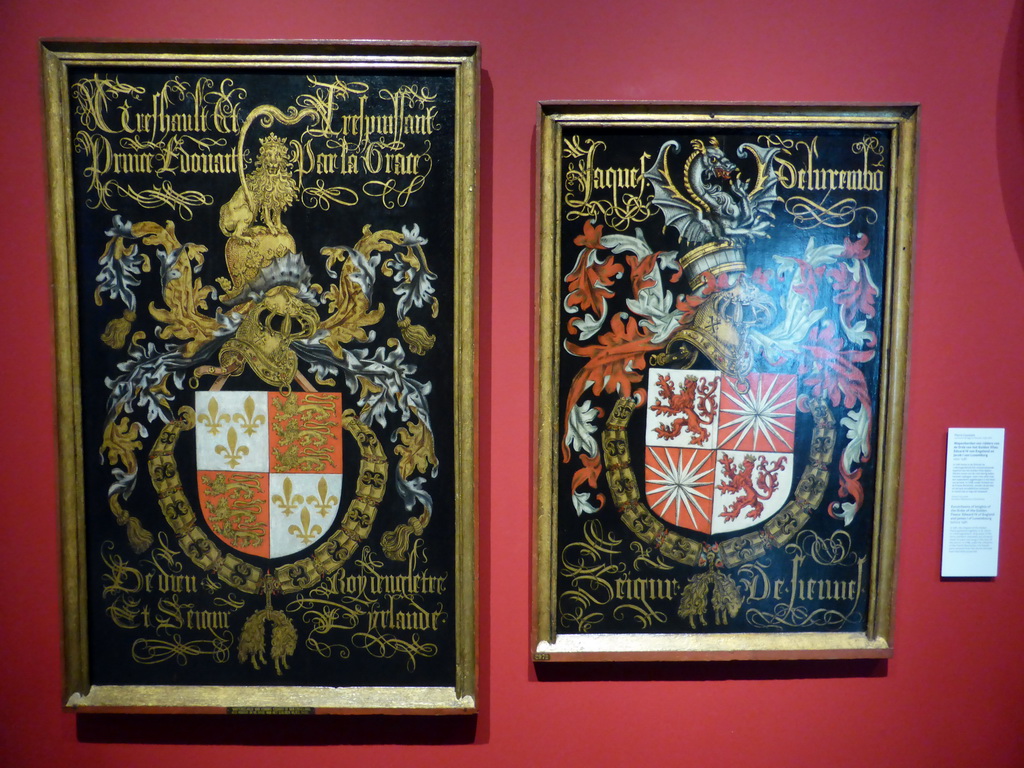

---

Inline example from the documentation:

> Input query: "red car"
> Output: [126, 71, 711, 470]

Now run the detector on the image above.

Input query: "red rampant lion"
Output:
[717, 454, 788, 521]
[651, 374, 717, 444]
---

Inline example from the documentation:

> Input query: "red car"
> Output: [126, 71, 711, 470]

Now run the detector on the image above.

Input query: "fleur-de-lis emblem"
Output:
[288, 506, 323, 545]
[234, 395, 266, 436]
[214, 427, 249, 468]
[307, 477, 339, 518]
[198, 397, 231, 436]
[272, 477, 304, 517]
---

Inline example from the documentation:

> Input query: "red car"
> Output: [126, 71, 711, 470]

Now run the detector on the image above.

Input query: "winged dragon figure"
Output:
[644, 137, 781, 254]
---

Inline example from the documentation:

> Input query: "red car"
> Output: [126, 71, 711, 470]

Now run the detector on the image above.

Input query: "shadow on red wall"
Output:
[998, 0, 1024, 269]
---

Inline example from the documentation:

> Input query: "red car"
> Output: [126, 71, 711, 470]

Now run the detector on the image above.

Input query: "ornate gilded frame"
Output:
[44, 41, 477, 712]
[534, 103, 916, 661]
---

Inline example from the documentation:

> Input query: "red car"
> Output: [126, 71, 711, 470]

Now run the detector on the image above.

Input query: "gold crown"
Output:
[255, 133, 291, 169]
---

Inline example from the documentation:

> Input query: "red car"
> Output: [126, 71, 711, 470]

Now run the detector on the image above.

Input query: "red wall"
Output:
[3, 1, 1023, 765]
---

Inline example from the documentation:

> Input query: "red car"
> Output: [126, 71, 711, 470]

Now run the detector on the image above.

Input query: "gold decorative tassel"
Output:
[238, 588, 297, 675]
[268, 612, 297, 674]
[397, 316, 436, 355]
[710, 569, 743, 625]
[381, 509, 430, 561]
[678, 568, 744, 628]
[123, 516, 154, 554]
[238, 611, 268, 669]
[100, 310, 136, 349]
[678, 571, 713, 629]
[110, 494, 152, 553]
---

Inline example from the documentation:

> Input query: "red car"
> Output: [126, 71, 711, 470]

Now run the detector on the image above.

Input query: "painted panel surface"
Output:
[542, 114, 910, 644]
[45, 47, 476, 705]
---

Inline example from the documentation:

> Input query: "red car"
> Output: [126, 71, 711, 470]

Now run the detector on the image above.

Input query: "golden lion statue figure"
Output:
[218, 134, 299, 301]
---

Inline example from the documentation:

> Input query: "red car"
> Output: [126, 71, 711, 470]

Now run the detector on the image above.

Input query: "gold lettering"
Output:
[782, 552, 867, 607]
[75, 132, 111, 178]
[738, 562, 775, 601]
[175, 150, 237, 175]
[563, 137, 653, 229]
[613, 576, 677, 602]
[775, 153, 797, 189]
[367, 596, 446, 633]
[156, 596, 185, 632]
[362, 142, 383, 174]
[112, 150, 153, 174]
[186, 607, 230, 631]
[774, 135, 885, 193]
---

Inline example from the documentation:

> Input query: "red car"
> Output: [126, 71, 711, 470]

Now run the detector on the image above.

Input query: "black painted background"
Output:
[67, 65, 461, 688]
[555, 126, 891, 636]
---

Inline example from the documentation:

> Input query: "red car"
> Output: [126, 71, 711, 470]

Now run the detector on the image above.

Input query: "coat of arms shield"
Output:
[644, 369, 796, 535]
[194, 391, 343, 559]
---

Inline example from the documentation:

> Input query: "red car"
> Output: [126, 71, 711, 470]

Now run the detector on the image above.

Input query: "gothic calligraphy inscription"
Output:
[72, 74, 439, 218]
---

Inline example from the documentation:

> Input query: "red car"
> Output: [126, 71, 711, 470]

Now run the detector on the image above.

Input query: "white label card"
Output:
[941, 428, 1005, 578]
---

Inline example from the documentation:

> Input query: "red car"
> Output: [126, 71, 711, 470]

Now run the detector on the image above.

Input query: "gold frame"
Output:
[534, 103, 916, 661]
[44, 40, 478, 713]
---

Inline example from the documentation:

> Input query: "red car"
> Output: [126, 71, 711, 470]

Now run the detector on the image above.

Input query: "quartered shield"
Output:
[194, 390, 344, 559]
[644, 368, 796, 536]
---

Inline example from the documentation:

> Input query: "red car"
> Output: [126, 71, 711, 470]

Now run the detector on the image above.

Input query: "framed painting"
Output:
[534, 103, 916, 660]
[43, 40, 478, 712]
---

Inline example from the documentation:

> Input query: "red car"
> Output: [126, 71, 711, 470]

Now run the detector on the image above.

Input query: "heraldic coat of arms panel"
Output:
[535, 104, 916, 660]
[44, 41, 478, 712]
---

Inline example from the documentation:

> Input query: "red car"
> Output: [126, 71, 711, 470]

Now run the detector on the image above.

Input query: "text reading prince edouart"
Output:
[70, 68, 461, 688]
[556, 129, 890, 635]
